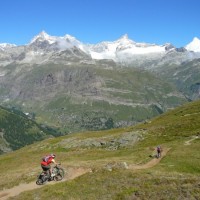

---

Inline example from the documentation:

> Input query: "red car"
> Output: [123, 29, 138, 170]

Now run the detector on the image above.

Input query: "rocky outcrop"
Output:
[57, 131, 145, 150]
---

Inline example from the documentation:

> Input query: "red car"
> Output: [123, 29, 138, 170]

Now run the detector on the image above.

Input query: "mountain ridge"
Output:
[1, 31, 200, 58]
[1, 31, 200, 52]
[0, 31, 199, 69]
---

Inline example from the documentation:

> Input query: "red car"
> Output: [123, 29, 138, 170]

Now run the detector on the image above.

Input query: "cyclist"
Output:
[156, 146, 162, 158]
[41, 153, 58, 177]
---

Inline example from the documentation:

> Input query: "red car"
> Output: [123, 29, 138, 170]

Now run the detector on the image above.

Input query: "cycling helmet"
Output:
[50, 153, 56, 158]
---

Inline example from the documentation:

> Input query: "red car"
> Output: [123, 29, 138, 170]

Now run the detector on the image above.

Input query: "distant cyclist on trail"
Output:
[156, 146, 162, 158]
[41, 154, 58, 177]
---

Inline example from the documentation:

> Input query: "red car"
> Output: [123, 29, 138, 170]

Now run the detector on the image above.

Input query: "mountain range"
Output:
[0, 31, 200, 135]
[1, 31, 200, 65]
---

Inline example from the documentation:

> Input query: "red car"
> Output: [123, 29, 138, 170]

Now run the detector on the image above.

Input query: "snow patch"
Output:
[185, 37, 200, 52]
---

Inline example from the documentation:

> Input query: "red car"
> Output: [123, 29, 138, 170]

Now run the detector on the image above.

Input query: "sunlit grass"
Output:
[1, 100, 200, 199]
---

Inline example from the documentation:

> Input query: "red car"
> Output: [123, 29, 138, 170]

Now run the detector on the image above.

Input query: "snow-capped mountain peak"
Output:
[63, 34, 77, 41]
[192, 37, 200, 43]
[118, 34, 130, 41]
[116, 34, 135, 45]
[0, 43, 16, 51]
[87, 34, 168, 61]
[28, 31, 88, 52]
[185, 37, 200, 52]
[37, 31, 50, 39]
[30, 31, 58, 44]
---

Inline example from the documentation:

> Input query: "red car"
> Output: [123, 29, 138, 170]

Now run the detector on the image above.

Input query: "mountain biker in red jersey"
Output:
[41, 154, 58, 177]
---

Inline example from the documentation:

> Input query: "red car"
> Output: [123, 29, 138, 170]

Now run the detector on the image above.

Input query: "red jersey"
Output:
[41, 155, 54, 166]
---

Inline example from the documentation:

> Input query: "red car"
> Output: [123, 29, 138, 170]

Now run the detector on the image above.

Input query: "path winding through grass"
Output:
[0, 167, 91, 200]
[0, 148, 172, 200]
[129, 148, 171, 170]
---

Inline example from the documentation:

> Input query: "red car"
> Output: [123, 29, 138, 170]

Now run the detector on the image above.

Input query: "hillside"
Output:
[0, 106, 62, 154]
[1, 61, 187, 133]
[0, 99, 199, 199]
[155, 58, 200, 100]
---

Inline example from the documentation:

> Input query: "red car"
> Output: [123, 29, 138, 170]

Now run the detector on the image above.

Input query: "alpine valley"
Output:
[0, 31, 200, 152]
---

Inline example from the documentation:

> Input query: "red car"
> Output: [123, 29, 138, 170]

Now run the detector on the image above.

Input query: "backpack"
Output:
[157, 146, 161, 152]
[42, 155, 52, 162]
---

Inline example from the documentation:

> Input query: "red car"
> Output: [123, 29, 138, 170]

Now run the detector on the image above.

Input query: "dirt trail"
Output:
[0, 167, 91, 200]
[129, 148, 171, 170]
[184, 136, 199, 146]
[0, 148, 171, 200]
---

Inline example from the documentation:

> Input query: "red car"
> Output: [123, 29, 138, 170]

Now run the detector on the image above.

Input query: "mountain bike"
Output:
[36, 163, 65, 185]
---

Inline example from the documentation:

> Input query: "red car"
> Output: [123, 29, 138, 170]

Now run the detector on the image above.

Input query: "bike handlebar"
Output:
[55, 163, 61, 166]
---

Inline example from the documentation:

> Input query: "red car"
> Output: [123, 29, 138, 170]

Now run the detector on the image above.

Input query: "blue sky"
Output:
[0, 0, 200, 47]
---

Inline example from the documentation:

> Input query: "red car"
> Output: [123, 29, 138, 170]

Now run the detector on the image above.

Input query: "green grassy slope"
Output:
[0, 100, 200, 199]
[0, 106, 61, 153]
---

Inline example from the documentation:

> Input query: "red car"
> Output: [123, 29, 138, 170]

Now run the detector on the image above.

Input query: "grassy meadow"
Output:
[0, 100, 200, 199]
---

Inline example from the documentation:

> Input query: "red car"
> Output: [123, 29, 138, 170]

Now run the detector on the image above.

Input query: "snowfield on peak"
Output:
[0, 43, 16, 51]
[23, 32, 171, 61]
[30, 31, 87, 52]
[185, 37, 200, 52]
[87, 34, 167, 60]
[30, 31, 57, 44]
